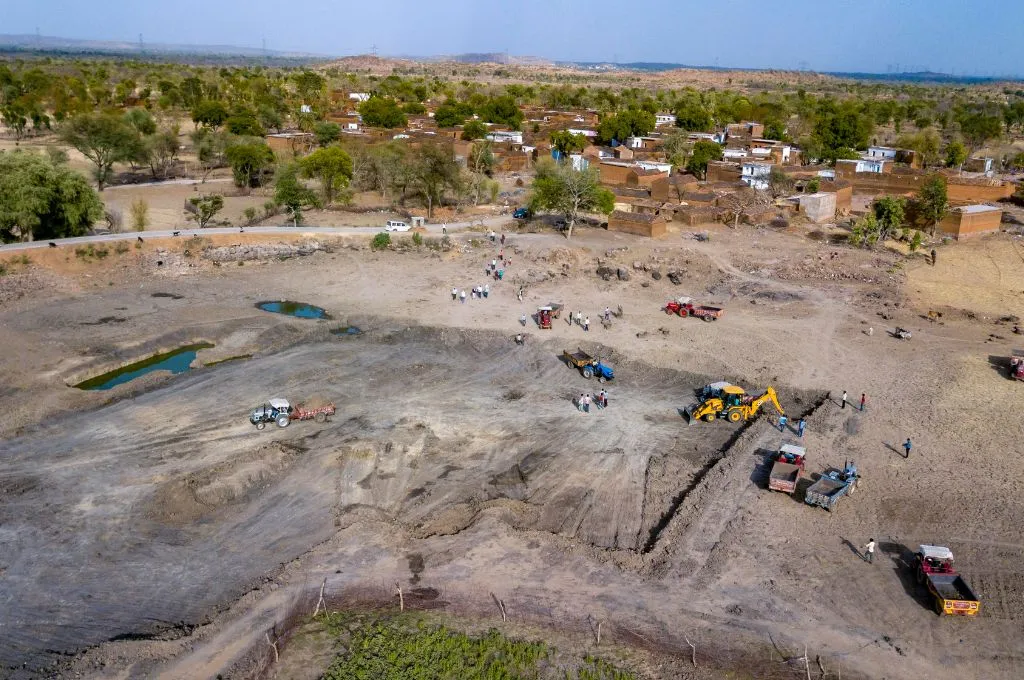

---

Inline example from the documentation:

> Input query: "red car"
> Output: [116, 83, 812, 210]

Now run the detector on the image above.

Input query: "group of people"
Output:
[565, 307, 612, 333]
[574, 390, 609, 413]
[451, 285, 491, 302]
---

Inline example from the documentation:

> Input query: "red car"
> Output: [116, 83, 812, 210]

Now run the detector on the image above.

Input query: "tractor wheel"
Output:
[702, 315, 713, 322]
[704, 413, 716, 422]
[679, 309, 689, 318]
[598, 376, 607, 384]
[276, 414, 290, 428]
[728, 410, 742, 422]
[934, 598, 945, 616]
[256, 422, 266, 430]
[582, 367, 593, 379]
[315, 412, 327, 423]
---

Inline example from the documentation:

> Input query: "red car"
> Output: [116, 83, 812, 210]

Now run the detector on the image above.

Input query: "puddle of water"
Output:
[256, 300, 331, 320]
[331, 326, 362, 336]
[74, 343, 214, 391]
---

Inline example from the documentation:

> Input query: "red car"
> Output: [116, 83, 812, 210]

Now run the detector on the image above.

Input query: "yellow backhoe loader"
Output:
[687, 385, 784, 424]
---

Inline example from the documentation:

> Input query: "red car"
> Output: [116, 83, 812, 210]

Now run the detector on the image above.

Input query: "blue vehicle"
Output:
[563, 348, 614, 382]
[804, 460, 860, 511]
[513, 207, 532, 219]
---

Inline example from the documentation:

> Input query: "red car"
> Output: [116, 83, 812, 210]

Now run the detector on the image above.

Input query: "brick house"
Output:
[607, 210, 668, 238]
[938, 205, 1003, 239]
[265, 132, 315, 158]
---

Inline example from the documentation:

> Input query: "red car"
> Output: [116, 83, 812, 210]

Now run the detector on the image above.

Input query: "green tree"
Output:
[763, 118, 786, 141]
[685, 140, 723, 180]
[58, 112, 140, 190]
[944, 140, 967, 170]
[191, 100, 229, 128]
[895, 129, 941, 168]
[123, 108, 156, 135]
[225, 141, 274, 189]
[274, 163, 319, 226]
[478, 95, 523, 129]
[313, 121, 341, 147]
[598, 108, 655, 144]
[461, 120, 488, 141]
[299, 145, 353, 205]
[872, 196, 905, 242]
[225, 111, 265, 137]
[413, 143, 461, 218]
[403, 101, 426, 115]
[811, 100, 873, 161]
[0, 151, 104, 242]
[917, 175, 948, 233]
[529, 158, 614, 239]
[434, 102, 473, 127]
[257, 104, 284, 133]
[192, 128, 228, 182]
[662, 130, 691, 171]
[957, 112, 1002, 151]
[186, 194, 224, 228]
[1008, 152, 1024, 171]
[145, 127, 180, 180]
[767, 167, 794, 198]
[359, 96, 408, 128]
[549, 130, 588, 157]
[673, 101, 712, 131]
[849, 212, 880, 248]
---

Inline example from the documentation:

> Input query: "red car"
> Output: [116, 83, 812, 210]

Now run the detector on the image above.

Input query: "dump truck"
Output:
[1011, 350, 1024, 381]
[915, 545, 981, 616]
[768, 444, 806, 494]
[562, 348, 614, 381]
[687, 385, 784, 424]
[804, 461, 859, 511]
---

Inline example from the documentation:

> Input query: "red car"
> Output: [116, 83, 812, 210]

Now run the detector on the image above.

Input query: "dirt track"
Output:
[1, 225, 1023, 678]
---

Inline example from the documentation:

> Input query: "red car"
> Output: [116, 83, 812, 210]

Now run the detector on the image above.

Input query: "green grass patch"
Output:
[316, 612, 636, 680]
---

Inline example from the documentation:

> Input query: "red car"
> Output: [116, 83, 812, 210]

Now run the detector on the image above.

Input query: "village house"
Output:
[726, 121, 765, 139]
[607, 210, 668, 238]
[265, 131, 315, 158]
[740, 160, 773, 190]
[486, 130, 523, 144]
[655, 113, 677, 127]
[650, 173, 699, 201]
[938, 204, 1003, 239]
[964, 157, 994, 174]
[835, 158, 892, 177]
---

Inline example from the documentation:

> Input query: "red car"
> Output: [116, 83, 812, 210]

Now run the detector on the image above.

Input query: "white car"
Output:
[385, 220, 411, 232]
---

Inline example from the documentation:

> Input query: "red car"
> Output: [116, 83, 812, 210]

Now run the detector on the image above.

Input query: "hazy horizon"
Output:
[4, 0, 1024, 77]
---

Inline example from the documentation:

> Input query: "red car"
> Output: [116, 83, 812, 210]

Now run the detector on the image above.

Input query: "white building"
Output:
[635, 160, 672, 174]
[486, 130, 523, 144]
[866, 146, 898, 160]
[349, 92, 371, 102]
[854, 158, 888, 173]
[723, 148, 748, 159]
[655, 113, 677, 127]
[740, 161, 772, 190]
[569, 154, 589, 171]
[567, 128, 598, 138]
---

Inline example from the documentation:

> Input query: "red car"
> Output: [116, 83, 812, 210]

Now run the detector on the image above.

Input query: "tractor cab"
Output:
[250, 398, 292, 426]
[918, 544, 955, 575]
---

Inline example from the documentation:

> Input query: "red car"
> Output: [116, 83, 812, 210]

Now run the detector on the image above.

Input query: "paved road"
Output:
[0, 216, 511, 253]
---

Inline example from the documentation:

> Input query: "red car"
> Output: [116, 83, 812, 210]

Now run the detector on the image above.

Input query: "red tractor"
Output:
[664, 297, 724, 322]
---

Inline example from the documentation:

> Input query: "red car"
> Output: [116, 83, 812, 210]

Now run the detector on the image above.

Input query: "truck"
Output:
[249, 398, 336, 430]
[804, 461, 859, 511]
[768, 444, 806, 494]
[914, 545, 981, 616]
[1011, 349, 1024, 381]
[665, 297, 724, 322]
[562, 348, 614, 382]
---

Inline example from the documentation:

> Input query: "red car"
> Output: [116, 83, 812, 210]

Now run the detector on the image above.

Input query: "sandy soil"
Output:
[1, 222, 1023, 679]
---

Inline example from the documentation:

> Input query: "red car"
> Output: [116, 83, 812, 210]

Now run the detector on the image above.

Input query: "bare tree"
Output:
[721, 186, 771, 228]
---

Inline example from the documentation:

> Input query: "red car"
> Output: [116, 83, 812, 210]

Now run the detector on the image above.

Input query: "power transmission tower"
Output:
[138, 33, 144, 54]
[371, 44, 378, 57]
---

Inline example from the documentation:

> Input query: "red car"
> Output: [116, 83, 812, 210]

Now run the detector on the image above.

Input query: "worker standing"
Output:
[841, 391, 848, 409]
[903, 438, 912, 458]
[460, 290, 466, 303]
[583, 393, 591, 413]
[860, 393, 867, 412]
[863, 538, 876, 564]
[583, 317, 590, 332]
[778, 415, 788, 433]
[451, 287, 458, 301]
[484, 284, 489, 299]
[797, 418, 806, 438]
[568, 310, 574, 326]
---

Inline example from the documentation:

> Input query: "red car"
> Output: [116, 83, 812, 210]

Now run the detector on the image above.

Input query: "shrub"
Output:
[114, 241, 129, 254]
[411, 231, 423, 246]
[243, 206, 258, 223]
[371, 232, 391, 250]
[130, 199, 148, 231]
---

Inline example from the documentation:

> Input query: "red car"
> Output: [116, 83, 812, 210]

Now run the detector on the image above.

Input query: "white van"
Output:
[385, 220, 410, 232]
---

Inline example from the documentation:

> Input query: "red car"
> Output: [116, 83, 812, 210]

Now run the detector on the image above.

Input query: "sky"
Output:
[4, 0, 1024, 76]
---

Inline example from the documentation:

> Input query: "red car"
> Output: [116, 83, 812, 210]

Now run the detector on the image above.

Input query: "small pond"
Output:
[256, 301, 332, 320]
[74, 343, 214, 391]
[331, 326, 362, 336]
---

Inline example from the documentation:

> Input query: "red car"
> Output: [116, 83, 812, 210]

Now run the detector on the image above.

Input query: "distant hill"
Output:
[0, 33, 324, 60]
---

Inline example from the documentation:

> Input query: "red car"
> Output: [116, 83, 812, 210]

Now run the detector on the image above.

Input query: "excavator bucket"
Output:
[683, 403, 698, 424]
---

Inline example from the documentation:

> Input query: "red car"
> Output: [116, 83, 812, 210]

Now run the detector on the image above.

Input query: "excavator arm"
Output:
[751, 386, 784, 417]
